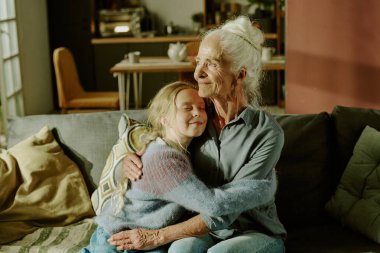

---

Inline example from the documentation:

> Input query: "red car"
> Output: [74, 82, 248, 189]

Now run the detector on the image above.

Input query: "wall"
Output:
[47, 0, 94, 93]
[140, 0, 203, 33]
[286, 0, 380, 113]
[16, 0, 54, 115]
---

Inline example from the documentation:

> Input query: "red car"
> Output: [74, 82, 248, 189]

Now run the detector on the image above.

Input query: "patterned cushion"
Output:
[91, 114, 150, 215]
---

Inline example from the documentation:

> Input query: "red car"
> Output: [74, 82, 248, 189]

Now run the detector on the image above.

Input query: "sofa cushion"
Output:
[331, 105, 380, 186]
[274, 112, 333, 227]
[325, 125, 380, 243]
[91, 113, 151, 214]
[0, 126, 94, 243]
[7, 110, 147, 193]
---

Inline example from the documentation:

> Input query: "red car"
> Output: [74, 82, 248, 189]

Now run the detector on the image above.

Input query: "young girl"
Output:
[83, 81, 277, 252]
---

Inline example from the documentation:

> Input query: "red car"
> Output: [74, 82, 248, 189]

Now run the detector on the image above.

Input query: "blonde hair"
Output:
[113, 81, 198, 214]
[146, 81, 199, 152]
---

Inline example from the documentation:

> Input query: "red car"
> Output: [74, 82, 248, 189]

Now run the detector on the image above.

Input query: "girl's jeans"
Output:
[81, 226, 166, 253]
[168, 231, 285, 253]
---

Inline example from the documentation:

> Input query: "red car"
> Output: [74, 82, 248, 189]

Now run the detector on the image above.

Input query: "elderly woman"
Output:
[110, 16, 286, 253]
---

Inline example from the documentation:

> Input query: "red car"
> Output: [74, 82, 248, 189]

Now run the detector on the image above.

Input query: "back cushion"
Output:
[274, 112, 333, 227]
[331, 106, 380, 187]
[7, 110, 147, 193]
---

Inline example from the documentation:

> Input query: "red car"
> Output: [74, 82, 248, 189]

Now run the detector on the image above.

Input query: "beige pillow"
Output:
[325, 125, 380, 243]
[91, 114, 150, 214]
[0, 126, 95, 244]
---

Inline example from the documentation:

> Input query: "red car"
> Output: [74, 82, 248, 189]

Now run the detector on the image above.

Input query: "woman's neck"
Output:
[211, 95, 247, 126]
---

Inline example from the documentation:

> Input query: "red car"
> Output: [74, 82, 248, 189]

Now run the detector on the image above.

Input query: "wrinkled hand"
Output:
[123, 152, 143, 181]
[108, 228, 163, 251]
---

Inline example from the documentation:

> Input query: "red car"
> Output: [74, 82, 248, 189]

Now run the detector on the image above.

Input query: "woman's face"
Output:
[168, 88, 207, 141]
[194, 35, 236, 100]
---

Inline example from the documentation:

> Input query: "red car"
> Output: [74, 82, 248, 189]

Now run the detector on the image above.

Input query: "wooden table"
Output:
[111, 57, 194, 110]
[110, 56, 285, 110]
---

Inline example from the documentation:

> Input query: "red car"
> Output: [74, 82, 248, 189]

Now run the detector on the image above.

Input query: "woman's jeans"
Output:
[81, 226, 166, 253]
[168, 231, 285, 253]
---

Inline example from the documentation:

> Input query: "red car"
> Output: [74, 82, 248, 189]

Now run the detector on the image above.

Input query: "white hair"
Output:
[203, 16, 264, 105]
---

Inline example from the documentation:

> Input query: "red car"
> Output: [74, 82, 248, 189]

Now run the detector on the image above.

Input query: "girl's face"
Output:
[194, 35, 236, 100]
[166, 88, 207, 144]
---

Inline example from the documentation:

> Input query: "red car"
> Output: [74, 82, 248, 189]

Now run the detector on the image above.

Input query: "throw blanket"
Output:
[0, 218, 96, 253]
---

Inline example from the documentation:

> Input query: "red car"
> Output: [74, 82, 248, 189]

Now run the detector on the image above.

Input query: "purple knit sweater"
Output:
[96, 138, 277, 234]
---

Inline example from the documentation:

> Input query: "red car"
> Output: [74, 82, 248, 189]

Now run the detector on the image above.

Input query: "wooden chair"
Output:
[53, 47, 119, 113]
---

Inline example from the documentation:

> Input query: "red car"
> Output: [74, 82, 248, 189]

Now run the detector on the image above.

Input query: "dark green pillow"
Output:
[331, 106, 380, 185]
[326, 126, 380, 243]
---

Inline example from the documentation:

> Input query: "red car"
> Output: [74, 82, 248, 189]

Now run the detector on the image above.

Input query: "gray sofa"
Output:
[1, 105, 380, 252]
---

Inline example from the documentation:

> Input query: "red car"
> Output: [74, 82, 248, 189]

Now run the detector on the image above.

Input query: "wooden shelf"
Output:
[265, 33, 278, 40]
[262, 56, 285, 71]
[91, 35, 199, 45]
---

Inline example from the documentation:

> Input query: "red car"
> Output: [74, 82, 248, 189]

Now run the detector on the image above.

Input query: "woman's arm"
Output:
[198, 130, 285, 231]
[108, 215, 208, 251]
[138, 147, 277, 219]
[115, 141, 278, 250]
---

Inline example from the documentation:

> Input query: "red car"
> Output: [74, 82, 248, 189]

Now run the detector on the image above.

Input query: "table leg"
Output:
[115, 73, 125, 111]
[138, 72, 143, 108]
[126, 73, 131, 109]
[133, 73, 139, 109]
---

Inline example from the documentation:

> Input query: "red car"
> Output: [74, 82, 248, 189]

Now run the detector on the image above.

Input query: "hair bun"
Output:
[222, 16, 264, 50]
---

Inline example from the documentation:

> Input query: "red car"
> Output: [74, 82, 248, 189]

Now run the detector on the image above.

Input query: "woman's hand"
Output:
[108, 228, 163, 251]
[109, 215, 209, 250]
[123, 152, 143, 181]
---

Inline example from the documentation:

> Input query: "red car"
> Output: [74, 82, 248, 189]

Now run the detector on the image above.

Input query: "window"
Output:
[0, 0, 24, 135]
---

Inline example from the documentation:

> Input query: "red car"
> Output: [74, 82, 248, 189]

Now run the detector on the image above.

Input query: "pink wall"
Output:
[285, 0, 380, 113]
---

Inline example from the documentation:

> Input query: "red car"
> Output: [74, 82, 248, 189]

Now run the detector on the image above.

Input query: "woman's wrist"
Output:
[158, 215, 210, 245]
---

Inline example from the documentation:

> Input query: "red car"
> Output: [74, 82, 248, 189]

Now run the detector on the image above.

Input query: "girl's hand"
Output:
[108, 228, 163, 251]
[123, 152, 143, 181]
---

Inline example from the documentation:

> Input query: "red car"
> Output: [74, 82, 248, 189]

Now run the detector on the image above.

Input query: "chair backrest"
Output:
[53, 47, 85, 108]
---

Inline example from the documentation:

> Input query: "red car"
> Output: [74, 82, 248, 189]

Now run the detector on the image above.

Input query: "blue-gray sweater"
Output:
[96, 138, 277, 234]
